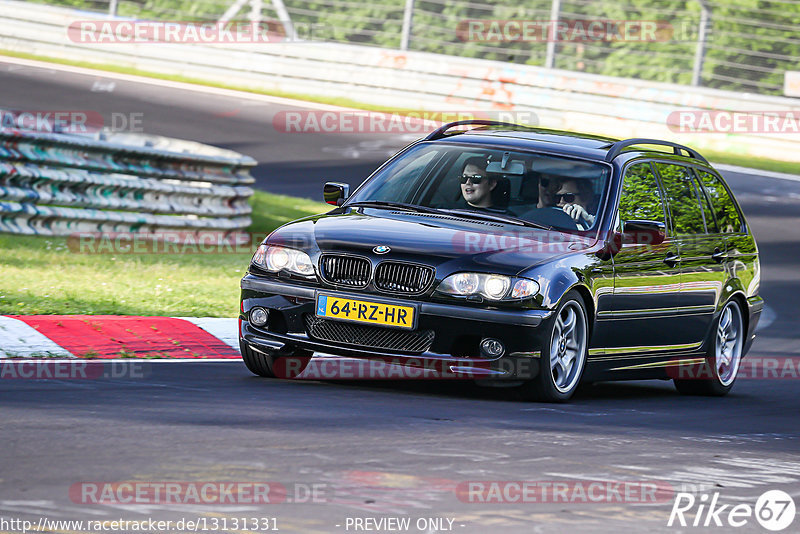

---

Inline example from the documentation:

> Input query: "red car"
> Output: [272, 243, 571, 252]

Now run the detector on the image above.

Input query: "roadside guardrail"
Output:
[0, 119, 254, 236]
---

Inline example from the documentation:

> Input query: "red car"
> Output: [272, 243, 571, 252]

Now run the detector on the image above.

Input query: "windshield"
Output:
[347, 143, 610, 232]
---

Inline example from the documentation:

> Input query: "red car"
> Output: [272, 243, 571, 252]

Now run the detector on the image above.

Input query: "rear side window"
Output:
[697, 171, 744, 233]
[654, 163, 709, 235]
[695, 173, 719, 234]
[619, 162, 666, 224]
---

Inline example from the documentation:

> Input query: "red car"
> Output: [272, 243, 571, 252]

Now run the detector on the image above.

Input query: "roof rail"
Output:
[425, 120, 530, 141]
[605, 138, 708, 164]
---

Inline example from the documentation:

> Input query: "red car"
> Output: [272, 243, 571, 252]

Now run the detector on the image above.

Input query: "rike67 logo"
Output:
[668, 490, 795, 531]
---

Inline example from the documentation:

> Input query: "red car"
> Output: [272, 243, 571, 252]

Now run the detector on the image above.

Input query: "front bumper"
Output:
[240, 275, 553, 378]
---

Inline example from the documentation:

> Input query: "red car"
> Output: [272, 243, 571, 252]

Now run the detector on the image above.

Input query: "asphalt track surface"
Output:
[1, 60, 799, 533]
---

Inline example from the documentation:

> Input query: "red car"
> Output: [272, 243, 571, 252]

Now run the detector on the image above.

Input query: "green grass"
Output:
[247, 190, 330, 233]
[703, 150, 800, 176]
[0, 191, 329, 317]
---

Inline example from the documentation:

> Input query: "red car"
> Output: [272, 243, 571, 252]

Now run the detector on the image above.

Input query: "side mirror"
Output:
[596, 230, 624, 260]
[324, 182, 350, 206]
[622, 220, 666, 246]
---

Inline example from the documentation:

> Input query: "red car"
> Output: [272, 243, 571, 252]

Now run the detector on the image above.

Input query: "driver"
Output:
[557, 178, 597, 227]
[459, 157, 497, 209]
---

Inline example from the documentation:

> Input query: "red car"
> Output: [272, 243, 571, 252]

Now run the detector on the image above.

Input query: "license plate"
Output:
[316, 294, 416, 330]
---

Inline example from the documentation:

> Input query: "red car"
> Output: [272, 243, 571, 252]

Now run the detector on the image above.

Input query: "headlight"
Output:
[511, 279, 539, 299]
[252, 245, 315, 277]
[266, 247, 290, 271]
[436, 273, 538, 301]
[484, 276, 511, 299]
[448, 273, 480, 295]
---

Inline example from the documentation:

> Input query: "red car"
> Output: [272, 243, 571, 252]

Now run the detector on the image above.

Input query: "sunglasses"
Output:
[555, 193, 577, 203]
[460, 174, 486, 184]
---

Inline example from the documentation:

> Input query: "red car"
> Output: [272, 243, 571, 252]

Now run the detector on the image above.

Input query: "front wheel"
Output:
[512, 290, 589, 402]
[674, 299, 744, 396]
[239, 340, 312, 379]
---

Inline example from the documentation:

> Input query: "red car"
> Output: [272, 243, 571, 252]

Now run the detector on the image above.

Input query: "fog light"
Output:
[480, 338, 505, 358]
[250, 307, 269, 327]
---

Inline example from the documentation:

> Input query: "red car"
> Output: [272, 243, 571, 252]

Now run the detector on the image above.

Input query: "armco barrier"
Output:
[0, 122, 254, 235]
[0, 0, 799, 163]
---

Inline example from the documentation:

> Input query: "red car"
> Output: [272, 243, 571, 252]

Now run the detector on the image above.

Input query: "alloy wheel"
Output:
[716, 301, 743, 387]
[549, 301, 588, 394]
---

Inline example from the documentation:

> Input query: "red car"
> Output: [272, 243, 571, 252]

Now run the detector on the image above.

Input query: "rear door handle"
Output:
[664, 253, 681, 267]
[711, 249, 727, 263]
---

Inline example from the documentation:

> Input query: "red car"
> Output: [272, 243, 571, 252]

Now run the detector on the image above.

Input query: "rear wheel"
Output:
[511, 290, 589, 402]
[239, 340, 312, 379]
[674, 299, 744, 396]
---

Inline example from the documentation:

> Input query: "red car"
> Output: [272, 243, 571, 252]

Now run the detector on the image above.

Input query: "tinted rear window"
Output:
[654, 163, 710, 235]
[697, 170, 744, 234]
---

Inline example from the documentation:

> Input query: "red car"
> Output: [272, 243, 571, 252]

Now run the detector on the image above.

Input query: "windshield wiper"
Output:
[346, 202, 552, 230]
[345, 201, 445, 215]
[440, 208, 552, 230]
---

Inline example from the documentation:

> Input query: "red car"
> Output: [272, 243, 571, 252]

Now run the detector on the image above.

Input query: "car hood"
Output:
[267, 209, 596, 276]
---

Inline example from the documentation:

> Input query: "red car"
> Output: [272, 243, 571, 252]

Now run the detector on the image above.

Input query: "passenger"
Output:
[557, 178, 597, 227]
[460, 157, 497, 209]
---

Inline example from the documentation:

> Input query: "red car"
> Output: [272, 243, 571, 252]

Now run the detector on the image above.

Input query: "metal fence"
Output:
[0, 115, 255, 236]
[24, 0, 800, 96]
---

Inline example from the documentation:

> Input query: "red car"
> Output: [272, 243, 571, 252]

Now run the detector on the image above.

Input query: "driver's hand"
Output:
[562, 203, 595, 225]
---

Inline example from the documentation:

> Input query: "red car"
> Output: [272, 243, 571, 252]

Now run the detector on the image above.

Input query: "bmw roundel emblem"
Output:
[373, 245, 391, 254]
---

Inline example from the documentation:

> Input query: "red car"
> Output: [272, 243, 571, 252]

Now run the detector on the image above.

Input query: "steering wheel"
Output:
[519, 207, 580, 230]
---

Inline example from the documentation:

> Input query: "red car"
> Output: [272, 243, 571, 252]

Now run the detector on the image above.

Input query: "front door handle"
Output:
[711, 249, 727, 263]
[664, 253, 681, 267]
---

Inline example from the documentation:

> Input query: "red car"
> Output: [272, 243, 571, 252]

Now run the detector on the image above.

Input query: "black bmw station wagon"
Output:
[239, 120, 762, 402]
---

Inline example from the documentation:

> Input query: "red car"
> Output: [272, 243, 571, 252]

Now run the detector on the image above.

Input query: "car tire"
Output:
[511, 290, 589, 402]
[673, 299, 744, 397]
[240, 339, 276, 378]
[239, 340, 312, 379]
